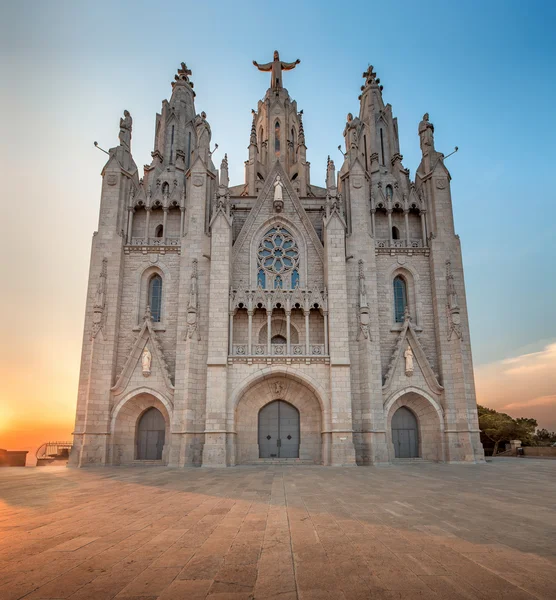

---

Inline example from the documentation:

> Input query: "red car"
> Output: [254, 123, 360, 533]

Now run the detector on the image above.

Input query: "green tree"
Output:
[477, 406, 537, 455]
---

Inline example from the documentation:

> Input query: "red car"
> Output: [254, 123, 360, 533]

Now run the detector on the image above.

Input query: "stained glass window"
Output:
[149, 275, 162, 322]
[393, 276, 407, 323]
[257, 269, 266, 288]
[257, 226, 299, 289]
[291, 269, 299, 288]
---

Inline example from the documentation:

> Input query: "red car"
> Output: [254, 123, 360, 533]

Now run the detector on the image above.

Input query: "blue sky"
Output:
[1, 0, 555, 435]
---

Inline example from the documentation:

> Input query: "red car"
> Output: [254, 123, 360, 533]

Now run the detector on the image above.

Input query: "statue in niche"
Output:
[253, 50, 300, 90]
[343, 112, 361, 152]
[194, 111, 211, 159]
[142, 346, 152, 376]
[119, 110, 132, 149]
[273, 175, 284, 212]
[404, 344, 414, 376]
[91, 258, 107, 338]
[418, 113, 435, 155]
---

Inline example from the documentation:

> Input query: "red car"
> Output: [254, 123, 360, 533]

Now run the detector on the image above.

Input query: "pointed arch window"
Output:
[149, 275, 163, 322]
[274, 121, 281, 156]
[393, 276, 407, 323]
[392, 226, 400, 240]
[155, 224, 164, 238]
[257, 269, 266, 288]
[386, 185, 393, 202]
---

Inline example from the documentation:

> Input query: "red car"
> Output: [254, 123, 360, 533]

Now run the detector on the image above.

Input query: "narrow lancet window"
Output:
[155, 224, 164, 238]
[257, 269, 266, 288]
[392, 226, 400, 240]
[275, 121, 280, 156]
[149, 275, 163, 323]
[291, 269, 299, 288]
[393, 276, 407, 323]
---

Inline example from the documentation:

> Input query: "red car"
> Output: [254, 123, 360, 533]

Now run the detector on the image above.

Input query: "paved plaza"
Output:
[0, 460, 555, 600]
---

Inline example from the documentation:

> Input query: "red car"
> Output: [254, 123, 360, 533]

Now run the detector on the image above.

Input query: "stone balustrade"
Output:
[231, 344, 326, 357]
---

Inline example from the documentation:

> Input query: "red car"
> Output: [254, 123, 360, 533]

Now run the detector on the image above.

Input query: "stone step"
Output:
[392, 458, 434, 464]
[246, 459, 317, 466]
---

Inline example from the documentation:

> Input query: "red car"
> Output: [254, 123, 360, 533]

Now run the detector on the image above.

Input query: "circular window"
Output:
[257, 227, 299, 275]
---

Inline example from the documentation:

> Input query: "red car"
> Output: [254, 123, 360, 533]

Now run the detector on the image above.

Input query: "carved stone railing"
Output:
[231, 344, 326, 357]
[376, 239, 423, 249]
[129, 236, 180, 246]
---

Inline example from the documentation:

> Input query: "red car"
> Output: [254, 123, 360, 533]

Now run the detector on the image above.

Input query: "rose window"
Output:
[257, 227, 299, 274]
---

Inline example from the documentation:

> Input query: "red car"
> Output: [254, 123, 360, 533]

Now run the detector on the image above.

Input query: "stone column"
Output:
[387, 209, 393, 245]
[144, 207, 151, 241]
[370, 208, 376, 238]
[180, 207, 185, 237]
[247, 310, 253, 355]
[420, 210, 427, 246]
[267, 309, 272, 355]
[323, 310, 329, 355]
[202, 202, 233, 467]
[162, 207, 168, 243]
[127, 207, 134, 243]
[228, 309, 234, 356]
[286, 309, 291, 355]
[304, 309, 310, 355]
[404, 209, 410, 246]
[323, 208, 357, 466]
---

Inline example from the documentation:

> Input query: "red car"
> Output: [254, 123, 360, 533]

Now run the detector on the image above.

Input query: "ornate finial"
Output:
[250, 111, 257, 145]
[172, 62, 194, 90]
[358, 259, 364, 279]
[298, 111, 305, 145]
[144, 305, 152, 321]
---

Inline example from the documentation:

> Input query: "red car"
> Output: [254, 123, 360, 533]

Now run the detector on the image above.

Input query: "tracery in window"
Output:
[257, 226, 299, 289]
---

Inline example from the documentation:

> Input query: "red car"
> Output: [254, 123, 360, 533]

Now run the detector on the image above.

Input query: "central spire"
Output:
[253, 50, 300, 90]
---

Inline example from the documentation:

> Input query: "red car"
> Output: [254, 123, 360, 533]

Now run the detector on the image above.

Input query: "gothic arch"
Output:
[257, 318, 300, 345]
[228, 366, 328, 420]
[231, 368, 328, 464]
[248, 215, 308, 289]
[135, 262, 172, 328]
[384, 386, 445, 462]
[109, 388, 173, 465]
[386, 264, 420, 326]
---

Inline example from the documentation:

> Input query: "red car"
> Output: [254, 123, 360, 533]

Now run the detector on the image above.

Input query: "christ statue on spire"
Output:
[253, 51, 300, 90]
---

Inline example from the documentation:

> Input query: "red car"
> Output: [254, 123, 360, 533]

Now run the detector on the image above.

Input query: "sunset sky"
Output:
[1, 0, 555, 456]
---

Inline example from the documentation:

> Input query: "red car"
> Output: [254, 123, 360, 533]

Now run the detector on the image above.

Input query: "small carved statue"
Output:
[194, 111, 211, 159]
[119, 110, 132, 149]
[343, 112, 361, 153]
[404, 344, 414, 376]
[418, 113, 435, 155]
[326, 156, 336, 189]
[273, 175, 284, 212]
[273, 381, 285, 396]
[142, 346, 152, 376]
[253, 50, 301, 90]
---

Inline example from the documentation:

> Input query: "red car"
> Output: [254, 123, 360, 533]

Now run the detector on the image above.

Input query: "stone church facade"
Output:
[69, 54, 485, 468]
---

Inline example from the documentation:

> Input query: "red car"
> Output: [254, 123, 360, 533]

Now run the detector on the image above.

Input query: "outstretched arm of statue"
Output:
[281, 59, 301, 70]
[253, 60, 272, 71]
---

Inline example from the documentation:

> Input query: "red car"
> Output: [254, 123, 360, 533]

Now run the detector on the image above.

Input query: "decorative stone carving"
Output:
[141, 346, 152, 376]
[91, 258, 107, 339]
[356, 260, 371, 341]
[253, 50, 300, 90]
[195, 111, 211, 161]
[272, 381, 285, 396]
[343, 112, 361, 153]
[172, 62, 194, 89]
[435, 178, 447, 189]
[106, 173, 118, 186]
[326, 155, 336, 189]
[446, 260, 463, 340]
[418, 112, 435, 155]
[273, 175, 284, 212]
[185, 259, 201, 340]
[404, 344, 414, 376]
[220, 153, 229, 188]
[118, 110, 132, 149]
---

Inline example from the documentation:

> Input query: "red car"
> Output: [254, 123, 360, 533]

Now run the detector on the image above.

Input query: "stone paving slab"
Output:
[0, 459, 555, 599]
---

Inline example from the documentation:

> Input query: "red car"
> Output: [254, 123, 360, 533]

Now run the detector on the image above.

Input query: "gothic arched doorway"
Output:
[258, 400, 300, 458]
[136, 407, 166, 460]
[392, 406, 419, 458]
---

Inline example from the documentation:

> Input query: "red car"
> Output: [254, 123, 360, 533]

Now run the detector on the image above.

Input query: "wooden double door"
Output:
[258, 400, 300, 458]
